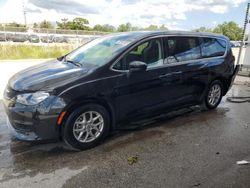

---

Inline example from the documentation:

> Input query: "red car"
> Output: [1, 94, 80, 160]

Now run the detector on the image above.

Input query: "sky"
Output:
[0, 0, 249, 30]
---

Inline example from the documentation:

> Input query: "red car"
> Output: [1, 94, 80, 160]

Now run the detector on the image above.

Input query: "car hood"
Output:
[8, 59, 92, 91]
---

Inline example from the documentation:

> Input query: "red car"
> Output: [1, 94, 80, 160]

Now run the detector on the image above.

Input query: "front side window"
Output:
[113, 39, 163, 70]
[165, 36, 201, 63]
[201, 38, 226, 58]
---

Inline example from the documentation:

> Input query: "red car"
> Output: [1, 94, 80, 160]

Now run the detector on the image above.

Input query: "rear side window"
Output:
[165, 36, 201, 63]
[201, 38, 226, 58]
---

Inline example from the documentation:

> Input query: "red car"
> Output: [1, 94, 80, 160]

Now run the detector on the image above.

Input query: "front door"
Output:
[112, 37, 173, 122]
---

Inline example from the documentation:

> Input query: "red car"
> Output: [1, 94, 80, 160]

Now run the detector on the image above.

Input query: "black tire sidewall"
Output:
[62, 104, 110, 150]
[205, 80, 223, 109]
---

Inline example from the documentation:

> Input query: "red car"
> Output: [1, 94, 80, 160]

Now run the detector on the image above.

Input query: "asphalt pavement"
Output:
[0, 78, 250, 188]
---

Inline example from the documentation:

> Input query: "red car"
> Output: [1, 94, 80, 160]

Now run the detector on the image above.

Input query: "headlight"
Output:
[16, 92, 50, 105]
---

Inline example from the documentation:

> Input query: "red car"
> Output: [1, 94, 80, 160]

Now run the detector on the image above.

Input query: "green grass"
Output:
[0, 44, 75, 60]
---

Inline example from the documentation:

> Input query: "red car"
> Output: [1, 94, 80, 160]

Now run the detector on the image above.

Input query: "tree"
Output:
[117, 22, 132, 32]
[33, 23, 38, 28]
[131, 26, 142, 31]
[5, 22, 27, 31]
[57, 17, 90, 30]
[193, 26, 212, 32]
[93, 24, 115, 32]
[213, 21, 243, 41]
[70, 17, 90, 30]
[143, 25, 159, 31]
[192, 21, 243, 41]
[93, 24, 103, 31]
[159, 24, 168, 30]
[56, 18, 69, 29]
[6, 22, 26, 28]
[39, 20, 53, 29]
[117, 24, 126, 32]
[102, 24, 116, 32]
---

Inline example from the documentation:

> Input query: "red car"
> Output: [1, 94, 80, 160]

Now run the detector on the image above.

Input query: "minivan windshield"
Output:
[65, 34, 139, 66]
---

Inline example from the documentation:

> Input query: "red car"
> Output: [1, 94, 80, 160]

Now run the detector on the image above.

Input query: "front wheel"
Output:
[62, 104, 110, 150]
[201, 80, 223, 110]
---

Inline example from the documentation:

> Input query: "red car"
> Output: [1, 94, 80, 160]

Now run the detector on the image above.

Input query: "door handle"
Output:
[159, 73, 172, 79]
[159, 71, 182, 79]
[172, 71, 182, 75]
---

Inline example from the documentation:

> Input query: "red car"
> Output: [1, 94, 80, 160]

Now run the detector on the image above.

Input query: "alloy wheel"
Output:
[73, 111, 104, 143]
[207, 84, 222, 106]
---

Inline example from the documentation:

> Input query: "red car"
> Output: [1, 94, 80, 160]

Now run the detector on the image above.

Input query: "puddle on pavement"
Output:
[103, 129, 166, 153]
[0, 105, 232, 181]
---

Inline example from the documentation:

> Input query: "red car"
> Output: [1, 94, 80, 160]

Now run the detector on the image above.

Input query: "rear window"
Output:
[165, 36, 201, 63]
[201, 38, 226, 58]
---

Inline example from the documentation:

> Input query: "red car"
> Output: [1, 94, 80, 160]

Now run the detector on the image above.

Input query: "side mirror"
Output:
[129, 61, 147, 72]
[57, 55, 65, 61]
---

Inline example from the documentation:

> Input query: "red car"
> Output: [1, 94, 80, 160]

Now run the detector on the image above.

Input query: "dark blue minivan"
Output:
[3, 31, 238, 150]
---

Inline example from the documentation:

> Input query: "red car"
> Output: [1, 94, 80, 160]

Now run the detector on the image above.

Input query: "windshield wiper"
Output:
[64, 57, 82, 67]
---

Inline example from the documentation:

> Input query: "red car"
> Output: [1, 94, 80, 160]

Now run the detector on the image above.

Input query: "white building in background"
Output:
[243, 25, 250, 67]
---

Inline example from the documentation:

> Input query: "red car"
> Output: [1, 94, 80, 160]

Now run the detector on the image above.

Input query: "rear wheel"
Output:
[62, 104, 110, 150]
[201, 80, 223, 110]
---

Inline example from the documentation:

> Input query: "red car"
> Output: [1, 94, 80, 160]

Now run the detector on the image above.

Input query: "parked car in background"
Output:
[6, 33, 18, 42]
[8, 33, 29, 42]
[29, 34, 40, 43]
[79, 37, 92, 44]
[0, 33, 6, 41]
[66, 36, 81, 43]
[53, 36, 68, 43]
[230, 41, 241, 47]
[3, 31, 238, 150]
[40, 35, 54, 43]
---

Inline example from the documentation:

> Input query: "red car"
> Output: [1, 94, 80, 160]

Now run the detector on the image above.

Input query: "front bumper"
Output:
[3, 92, 66, 141]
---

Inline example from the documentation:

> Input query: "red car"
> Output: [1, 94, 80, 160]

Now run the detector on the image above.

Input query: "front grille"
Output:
[12, 122, 34, 133]
[8, 117, 35, 133]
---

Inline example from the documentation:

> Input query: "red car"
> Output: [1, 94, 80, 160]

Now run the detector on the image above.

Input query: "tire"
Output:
[62, 104, 110, 150]
[201, 80, 223, 110]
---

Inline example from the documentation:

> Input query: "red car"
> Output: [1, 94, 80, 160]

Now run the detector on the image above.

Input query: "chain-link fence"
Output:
[0, 26, 108, 44]
[0, 26, 111, 59]
[0, 26, 109, 35]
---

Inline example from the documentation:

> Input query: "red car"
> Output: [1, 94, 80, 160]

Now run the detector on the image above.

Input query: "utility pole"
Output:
[243, 18, 250, 68]
[237, 3, 250, 66]
[22, 0, 27, 27]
